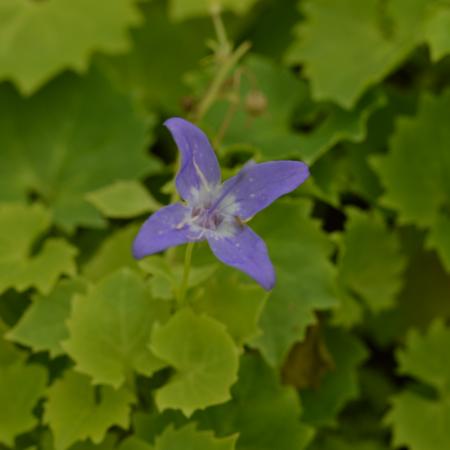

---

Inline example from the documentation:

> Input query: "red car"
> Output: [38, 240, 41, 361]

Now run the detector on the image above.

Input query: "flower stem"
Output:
[166, 11, 249, 266]
[177, 242, 195, 307]
[194, 40, 251, 122]
[214, 68, 242, 147]
[210, 4, 230, 55]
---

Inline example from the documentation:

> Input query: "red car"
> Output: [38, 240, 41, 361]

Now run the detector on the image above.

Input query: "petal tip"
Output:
[261, 279, 275, 291]
[131, 236, 145, 260]
[294, 161, 310, 182]
[260, 268, 276, 291]
[163, 116, 183, 127]
[163, 116, 195, 133]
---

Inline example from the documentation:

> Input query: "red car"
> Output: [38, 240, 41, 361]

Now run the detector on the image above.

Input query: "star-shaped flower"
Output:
[133, 118, 309, 290]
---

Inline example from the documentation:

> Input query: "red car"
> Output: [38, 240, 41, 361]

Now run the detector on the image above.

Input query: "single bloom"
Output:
[133, 118, 309, 290]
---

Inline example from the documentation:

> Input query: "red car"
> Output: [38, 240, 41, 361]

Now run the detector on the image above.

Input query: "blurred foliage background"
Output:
[1, 1, 450, 449]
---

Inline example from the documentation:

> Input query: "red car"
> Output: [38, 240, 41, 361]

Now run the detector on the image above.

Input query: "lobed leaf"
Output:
[7, 278, 87, 357]
[0, 361, 47, 446]
[82, 224, 141, 282]
[250, 199, 339, 366]
[372, 90, 450, 272]
[385, 320, 450, 450]
[190, 267, 267, 346]
[201, 56, 383, 164]
[150, 308, 239, 417]
[301, 328, 368, 426]
[195, 354, 314, 450]
[0, 0, 143, 94]
[86, 180, 161, 219]
[45, 370, 134, 450]
[102, 1, 211, 113]
[338, 208, 406, 312]
[63, 269, 170, 387]
[154, 424, 237, 450]
[0, 203, 77, 295]
[0, 70, 159, 231]
[286, 0, 426, 108]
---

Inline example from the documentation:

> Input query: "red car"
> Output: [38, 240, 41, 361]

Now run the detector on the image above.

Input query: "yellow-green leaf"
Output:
[0, 362, 47, 446]
[86, 180, 161, 219]
[45, 370, 134, 450]
[151, 308, 239, 416]
[63, 269, 170, 388]
[0, 0, 143, 94]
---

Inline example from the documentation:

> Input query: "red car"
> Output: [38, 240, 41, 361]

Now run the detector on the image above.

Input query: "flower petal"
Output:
[165, 117, 221, 202]
[132, 203, 198, 258]
[207, 225, 275, 290]
[217, 161, 309, 220]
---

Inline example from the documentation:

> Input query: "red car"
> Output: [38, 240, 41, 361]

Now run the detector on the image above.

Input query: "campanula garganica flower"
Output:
[133, 118, 309, 290]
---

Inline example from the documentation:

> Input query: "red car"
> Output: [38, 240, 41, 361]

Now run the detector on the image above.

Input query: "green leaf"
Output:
[426, 212, 450, 273]
[386, 390, 450, 450]
[83, 224, 141, 282]
[102, 1, 211, 113]
[309, 435, 389, 450]
[285, 0, 426, 108]
[168, 0, 258, 21]
[0, 70, 159, 231]
[45, 370, 134, 450]
[86, 180, 161, 219]
[367, 232, 450, 346]
[250, 200, 339, 366]
[0, 203, 50, 257]
[338, 208, 406, 312]
[63, 269, 170, 388]
[154, 424, 237, 450]
[0, 361, 47, 446]
[139, 255, 218, 300]
[296, 90, 386, 164]
[301, 328, 368, 426]
[331, 287, 364, 329]
[0, 289, 30, 329]
[372, 91, 450, 226]
[0, 203, 77, 295]
[306, 140, 384, 207]
[7, 278, 87, 357]
[190, 267, 267, 346]
[385, 320, 450, 450]
[118, 436, 153, 450]
[16, 238, 78, 294]
[0, 319, 25, 366]
[303, 88, 414, 207]
[202, 56, 382, 164]
[0, 0, 143, 94]
[70, 434, 118, 450]
[397, 320, 450, 392]
[132, 410, 187, 445]
[241, 0, 300, 60]
[200, 55, 308, 160]
[150, 308, 239, 416]
[195, 354, 314, 450]
[372, 90, 450, 271]
[424, 4, 450, 61]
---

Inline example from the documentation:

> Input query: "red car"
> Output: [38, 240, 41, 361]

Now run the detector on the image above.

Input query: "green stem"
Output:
[177, 242, 195, 307]
[214, 69, 242, 147]
[211, 4, 230, 54]
[194, 41, 251, 122]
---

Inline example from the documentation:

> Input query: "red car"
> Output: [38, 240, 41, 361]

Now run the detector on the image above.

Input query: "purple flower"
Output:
[133, 118, 309, 290]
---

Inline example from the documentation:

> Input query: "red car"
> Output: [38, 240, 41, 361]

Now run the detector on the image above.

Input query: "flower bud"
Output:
[245, 90, 268, 117]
